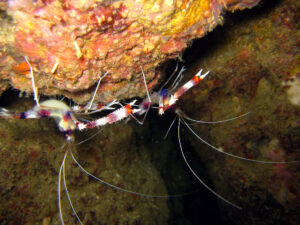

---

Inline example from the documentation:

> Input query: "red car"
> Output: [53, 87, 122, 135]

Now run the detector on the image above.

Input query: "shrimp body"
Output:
[158, 69, 209, 115]
[37, 100, 77, 140]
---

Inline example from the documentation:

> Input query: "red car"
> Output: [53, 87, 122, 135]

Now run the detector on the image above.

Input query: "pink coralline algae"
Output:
[0, 0, 260, 103]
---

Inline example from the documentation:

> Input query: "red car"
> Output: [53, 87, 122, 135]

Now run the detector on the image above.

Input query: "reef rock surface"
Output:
[0, 0, 260, 103]
[179, 0, 300, 224]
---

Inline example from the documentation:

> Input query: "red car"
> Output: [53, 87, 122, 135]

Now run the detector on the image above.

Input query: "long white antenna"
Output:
[58, 150, 68, 225]
[86, 71, 109, 111]
[177, 119, 242, 209]
[25, 56, 39, 106]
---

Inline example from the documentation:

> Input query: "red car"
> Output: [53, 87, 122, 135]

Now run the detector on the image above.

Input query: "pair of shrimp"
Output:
[0, 59, 210, 224]
[1, 59, 298, 224]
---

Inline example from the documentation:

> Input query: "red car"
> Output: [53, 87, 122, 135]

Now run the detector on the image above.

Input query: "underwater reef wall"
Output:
[0, 0, 260, 103]
[180, 0, 300, 224]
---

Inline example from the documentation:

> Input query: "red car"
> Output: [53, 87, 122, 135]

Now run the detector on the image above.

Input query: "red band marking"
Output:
[39, 109, 51, 118]
[124, 104, 133, 114]
[192, 75, 202, 84]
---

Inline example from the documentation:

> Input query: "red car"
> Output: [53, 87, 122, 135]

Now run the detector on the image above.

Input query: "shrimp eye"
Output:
[159, 89, 168, 97]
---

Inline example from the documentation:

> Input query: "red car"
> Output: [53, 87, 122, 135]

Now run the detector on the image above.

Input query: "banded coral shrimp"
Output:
[0, 93, 171, 225]
[0, 59, 212, 224]
[0, 96, 171, 225]
[0, 56, 298, 225]
[0, 54, 238, 224]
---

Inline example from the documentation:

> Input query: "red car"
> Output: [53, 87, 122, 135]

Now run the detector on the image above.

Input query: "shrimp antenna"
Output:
[86, 71, 109, 111]
[170, 66, 186, 93]
[184, 112, 251, 124]
[70, 151, 191, 198]
[58, 149, 68, 225]
[25, 56, 39, 106]
[164, 116, 177, 139]
[63, 150, 83, 225]
[159, 62, 179, 90]
[177, 118, 242, 209]
[140, 66, 152, 104]
[75, 128, 104, 146]
[131, 66, 153, 125]
[181, 118, 300, 164]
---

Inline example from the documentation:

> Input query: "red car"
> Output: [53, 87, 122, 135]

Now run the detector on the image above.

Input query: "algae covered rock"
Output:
[179, 0, 300, 224]
[0, 0, 260, 103]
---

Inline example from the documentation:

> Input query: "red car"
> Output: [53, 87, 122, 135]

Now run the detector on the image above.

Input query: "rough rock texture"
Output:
[178, 0, 300, 224]
[0, 0, 260, 104]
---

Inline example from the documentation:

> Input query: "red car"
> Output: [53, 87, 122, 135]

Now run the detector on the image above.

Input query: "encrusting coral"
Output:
[0, 0, 260, 103]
